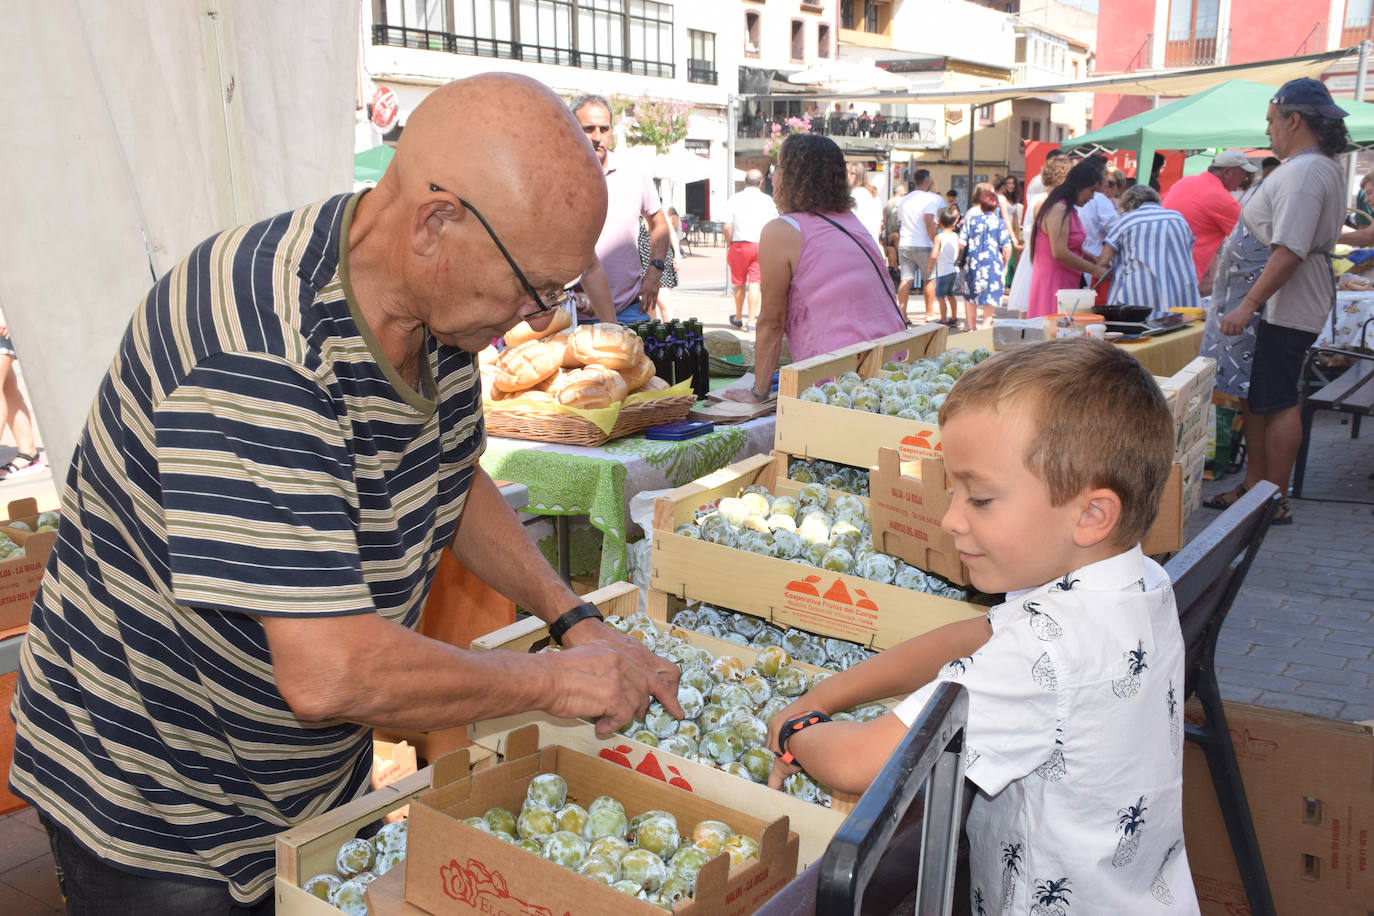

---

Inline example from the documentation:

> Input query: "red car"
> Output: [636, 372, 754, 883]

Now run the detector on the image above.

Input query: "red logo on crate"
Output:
[898, 428, 942, 461]
[440, 858, 569, 916]
[598, 745, 694, 791]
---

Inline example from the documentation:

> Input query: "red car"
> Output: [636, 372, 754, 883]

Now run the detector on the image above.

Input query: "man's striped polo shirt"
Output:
[9, 192, 484, 902]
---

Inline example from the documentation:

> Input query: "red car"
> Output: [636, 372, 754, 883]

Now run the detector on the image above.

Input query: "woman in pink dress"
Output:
[726, 133, 907, 404]
[1027, 157, 1110, 318]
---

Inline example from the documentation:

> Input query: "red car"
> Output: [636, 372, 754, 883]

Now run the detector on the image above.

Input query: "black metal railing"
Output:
[687, 58, 717, 84]
[373, 24, 673, 78]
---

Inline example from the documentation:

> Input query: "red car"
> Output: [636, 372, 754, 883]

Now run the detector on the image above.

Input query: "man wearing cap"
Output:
[1163, 149, 1258, 294]
[1211, 77, 1349, 526]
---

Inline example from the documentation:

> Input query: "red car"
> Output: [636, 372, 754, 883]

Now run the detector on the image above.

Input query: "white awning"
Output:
[741, 48, 1355, 105]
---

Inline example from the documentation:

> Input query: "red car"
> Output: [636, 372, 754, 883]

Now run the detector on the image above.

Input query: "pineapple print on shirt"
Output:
[1051, 573, 1080, 592]
[1029, 877, 1072, 915]
[1031, 652, 1058, 690]
[1166, 681, 1180, 753]
[1111, 639, 1148, 698]
[1150, 840, 1181, 904]
[1000, 842, 1023, 910]
[1023, 600, 1062, 641]
[1112, 795, 1148, 867]
[1033, 727, 1066, 781]
[940, 655, 973, 678]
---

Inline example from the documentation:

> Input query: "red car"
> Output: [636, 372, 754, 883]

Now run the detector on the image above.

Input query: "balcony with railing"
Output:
[1163, 28, 1228, 68]
[1343, 18, 1374, 47]
[372, 24, 674, 78]
[687, 58, 717, 85]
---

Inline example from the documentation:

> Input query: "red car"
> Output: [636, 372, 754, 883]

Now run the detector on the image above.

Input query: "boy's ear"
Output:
[1073, 487, 1121, 548]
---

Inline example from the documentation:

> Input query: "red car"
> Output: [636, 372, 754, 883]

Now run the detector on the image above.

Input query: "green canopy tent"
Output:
[1065, 79, 1374, 179]
[354, 145, 394, 184]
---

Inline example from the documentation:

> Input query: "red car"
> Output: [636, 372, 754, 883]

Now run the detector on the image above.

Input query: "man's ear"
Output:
[1073, 487, 1122, 548]
[413, 192, 456, 257]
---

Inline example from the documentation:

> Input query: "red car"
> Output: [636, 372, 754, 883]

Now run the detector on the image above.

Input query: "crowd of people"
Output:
[7, 70, 1360, 916]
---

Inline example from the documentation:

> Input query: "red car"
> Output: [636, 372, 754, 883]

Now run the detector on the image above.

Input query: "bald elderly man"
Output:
[9, 74, 680, 912]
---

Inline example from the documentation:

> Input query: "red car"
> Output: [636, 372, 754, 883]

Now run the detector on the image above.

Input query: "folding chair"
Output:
[1163, 481, 1282, 916]
[815, 682, 969, 915]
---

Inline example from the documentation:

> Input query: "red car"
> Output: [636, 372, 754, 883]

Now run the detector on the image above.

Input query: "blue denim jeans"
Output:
[40, 815, 274, 915]
[616, 298, 651, 324]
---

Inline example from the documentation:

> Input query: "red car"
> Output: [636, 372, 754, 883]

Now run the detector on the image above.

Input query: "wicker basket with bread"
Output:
[481, 317, 695, 446]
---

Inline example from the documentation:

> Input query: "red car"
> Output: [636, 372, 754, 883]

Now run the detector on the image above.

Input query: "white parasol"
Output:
[786, 58, 909, 93]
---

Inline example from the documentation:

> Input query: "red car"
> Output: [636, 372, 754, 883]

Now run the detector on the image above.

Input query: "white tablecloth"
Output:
[1320, 291, 1374, 349]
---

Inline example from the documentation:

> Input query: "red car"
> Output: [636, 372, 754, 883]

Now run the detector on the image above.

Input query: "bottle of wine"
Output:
[688, 320, 710, 400]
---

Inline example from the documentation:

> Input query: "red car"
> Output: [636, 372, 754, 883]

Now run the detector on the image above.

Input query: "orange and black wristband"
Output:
[775, 710, 831, 765]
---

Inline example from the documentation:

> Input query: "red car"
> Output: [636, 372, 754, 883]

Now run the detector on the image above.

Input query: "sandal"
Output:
[0, 451, 44, 480]
[728, 315, 744, 329]
[1202, 483, 1248, 510]
[1271, 497, 1293, 526]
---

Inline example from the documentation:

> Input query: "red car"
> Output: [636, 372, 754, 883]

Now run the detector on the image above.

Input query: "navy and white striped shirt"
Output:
[9, 192, 484, 902]
[1104, 203, 1201, 319]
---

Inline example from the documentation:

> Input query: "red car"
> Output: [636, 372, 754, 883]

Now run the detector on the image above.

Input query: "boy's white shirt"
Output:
[894, 545, 1198, 915]
[933, 229, 961, 277]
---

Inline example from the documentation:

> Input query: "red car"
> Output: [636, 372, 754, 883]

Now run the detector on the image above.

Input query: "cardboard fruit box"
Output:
[405, 723, 800, 916]
[467, 581, 856, 867]
[774, 324, 952, 469]
[1154, 357, 1217, 460]
[274, 744, 496, 916]
[651, 452, 985, 650]
[1182, 700, 1373, 916]
[0, 497, 56, 631]
[869, 433, 1206, 577]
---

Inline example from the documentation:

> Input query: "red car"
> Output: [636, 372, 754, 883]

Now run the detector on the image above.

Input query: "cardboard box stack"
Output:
[405, 724, 800, 916]
[1183, 700, 1372, 916]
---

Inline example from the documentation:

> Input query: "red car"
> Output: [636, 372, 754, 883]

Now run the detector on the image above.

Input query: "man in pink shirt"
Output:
[573, 94, 670, 323]
[1162, 149, 1257, 295]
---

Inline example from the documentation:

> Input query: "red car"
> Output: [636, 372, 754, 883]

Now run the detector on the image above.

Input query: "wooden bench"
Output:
[1292, 346, 1374, 499]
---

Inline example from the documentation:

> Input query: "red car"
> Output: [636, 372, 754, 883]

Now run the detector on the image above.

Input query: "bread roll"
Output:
[569, 323, 644, 370]
[508, 390, 558, 407]
[552, 364, 629, 409]
[504, 308, 572, 347]
[543, 330, 579, 369]
[620, 354, 656, 391]
[494, 339, 560, 392]
[638, 376, 670, 391]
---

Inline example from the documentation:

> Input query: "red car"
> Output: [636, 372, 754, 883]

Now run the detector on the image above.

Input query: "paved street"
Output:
[666, 240, 1374, 724]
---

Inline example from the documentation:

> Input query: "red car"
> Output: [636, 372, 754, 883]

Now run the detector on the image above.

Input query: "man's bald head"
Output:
[352, 74, 609, 353]
[388, 73, 605, 243]
[744, 169, 764, 188]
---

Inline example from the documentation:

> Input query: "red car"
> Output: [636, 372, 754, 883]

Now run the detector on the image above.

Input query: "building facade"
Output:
[1093, 0, 1355, 127]
[361, 0, 743, 220]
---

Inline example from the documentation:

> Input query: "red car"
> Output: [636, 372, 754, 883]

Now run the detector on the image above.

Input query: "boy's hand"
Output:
[766, 696, 826, 756]
[767, 755, 802, 789]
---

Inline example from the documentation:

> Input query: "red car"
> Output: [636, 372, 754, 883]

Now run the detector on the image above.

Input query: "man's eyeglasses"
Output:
[429, 184, 570, 316]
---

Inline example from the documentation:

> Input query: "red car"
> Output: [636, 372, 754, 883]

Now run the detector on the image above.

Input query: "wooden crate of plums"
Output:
[773, 323, 992, 469]
[650, 451, 985, 650]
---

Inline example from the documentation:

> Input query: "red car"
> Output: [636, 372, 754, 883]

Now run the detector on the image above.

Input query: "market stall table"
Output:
[959, 323, 1202, 376]
[1320, 290, 1374, 349]
[480, 415, 777, 585]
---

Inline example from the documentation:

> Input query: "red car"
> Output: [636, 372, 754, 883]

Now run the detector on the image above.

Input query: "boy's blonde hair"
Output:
[938, 338, 1174, 546]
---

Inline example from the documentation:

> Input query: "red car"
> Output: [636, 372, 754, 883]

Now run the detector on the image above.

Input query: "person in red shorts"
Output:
[724, 168, 778, 329]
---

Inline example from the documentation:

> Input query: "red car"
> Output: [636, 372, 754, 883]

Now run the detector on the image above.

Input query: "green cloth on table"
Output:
[481, 425, 748, 585]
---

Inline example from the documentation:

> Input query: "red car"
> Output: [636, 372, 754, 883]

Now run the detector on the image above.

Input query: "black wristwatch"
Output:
[649, 258, 668, 271]
[775, 710, 831, 765]
[548, 601, 604, 646]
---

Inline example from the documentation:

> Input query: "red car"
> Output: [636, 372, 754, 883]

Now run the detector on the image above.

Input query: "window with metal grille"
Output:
[688, 29, 716, 84]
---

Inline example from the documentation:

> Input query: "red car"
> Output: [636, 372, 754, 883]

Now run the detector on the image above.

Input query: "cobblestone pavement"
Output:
[669, 243, 1374, 724]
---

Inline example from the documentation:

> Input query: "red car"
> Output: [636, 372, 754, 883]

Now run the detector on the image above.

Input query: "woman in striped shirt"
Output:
[1095, 185, 1201, 320]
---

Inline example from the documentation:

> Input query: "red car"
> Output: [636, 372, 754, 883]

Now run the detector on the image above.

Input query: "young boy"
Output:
[928, 209, 962, 329]
[768, 338, 1196, 913]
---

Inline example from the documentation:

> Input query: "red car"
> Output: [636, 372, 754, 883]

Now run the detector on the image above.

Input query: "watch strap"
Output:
[548, 601, 604, 646]
[775, 710, 831, 764]
[650, 258, 667, 270]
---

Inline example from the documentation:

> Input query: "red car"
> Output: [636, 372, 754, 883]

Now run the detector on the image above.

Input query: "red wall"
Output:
[1228, 0, 1329, 63]
[1090, 0, 1334, 132]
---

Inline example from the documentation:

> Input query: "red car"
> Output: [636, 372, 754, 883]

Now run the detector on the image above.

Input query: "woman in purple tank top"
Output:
[726, 134, 906, 404]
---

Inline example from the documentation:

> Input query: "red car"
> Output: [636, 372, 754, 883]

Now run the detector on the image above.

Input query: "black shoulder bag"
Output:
[810, 211, 911, 328]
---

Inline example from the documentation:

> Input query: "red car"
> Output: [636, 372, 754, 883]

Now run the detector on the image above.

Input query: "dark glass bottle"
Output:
[666, 328, 690, 387]
[688, 320, 710, 400]
[648, 325, 670, 381]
